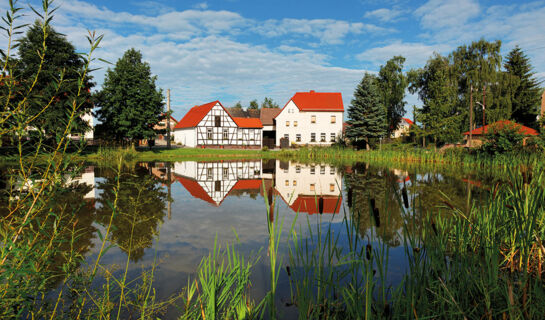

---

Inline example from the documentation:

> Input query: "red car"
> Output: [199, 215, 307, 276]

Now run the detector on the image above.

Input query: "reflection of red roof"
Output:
[290, 195, 342, 215]
[174, 101, 220, 129]
[276, 91, 343, 117]
[463, 120, 538, 136]
[233, 117, 263, 128]
[175, 175, 218, 206]
[232, 179, 262, 190]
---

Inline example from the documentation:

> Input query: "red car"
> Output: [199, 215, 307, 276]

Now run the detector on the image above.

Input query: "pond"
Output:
[2, 158, 497, 318]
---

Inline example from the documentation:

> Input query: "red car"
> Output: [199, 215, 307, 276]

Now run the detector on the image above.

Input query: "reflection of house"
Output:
[391, 118, 413, 138]
[174, 160, 263, 206]
[274, 161, 342, 214]
[67, 166, 96, 199]
[463, 120, 538, 147]
[274, 91, 344, 147]
[173, 101, 263, 148]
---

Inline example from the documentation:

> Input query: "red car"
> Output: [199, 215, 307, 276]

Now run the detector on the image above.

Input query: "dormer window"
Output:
[311, 115, 316, 123]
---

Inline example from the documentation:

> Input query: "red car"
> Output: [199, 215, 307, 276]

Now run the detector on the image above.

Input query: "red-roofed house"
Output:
[391, 118, 414, 138]
[173, 101, 263, 148]
[274, 91, 344, 147]
[463, 120, 538, 147]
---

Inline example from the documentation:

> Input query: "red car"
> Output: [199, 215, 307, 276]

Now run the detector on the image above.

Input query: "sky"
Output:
[2, 0, 545, 120]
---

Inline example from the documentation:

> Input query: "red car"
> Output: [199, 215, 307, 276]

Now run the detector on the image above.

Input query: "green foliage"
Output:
[378, 56, 408, 135]
[232, 101, 243, 109]
[248, 99, 259, 109]
[95, 48, 164, 142]
[346, 73, 387, 149]
[14, 20, 94, 138]
[504, 46, 542, 128]
[481, 121, 526, 155]
[261, 97, 279, 109]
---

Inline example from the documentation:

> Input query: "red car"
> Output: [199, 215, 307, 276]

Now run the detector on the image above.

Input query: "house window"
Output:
[215, 115, 221, 127]
[311, 133, 316, 142]
[310, 166, 315, 174]
[310, 184, 315, 192]
[331, 115, 336, 123]
[284, 134, 289, 140]
[286, 121, 290, 127]
[296, 134, 301, 142]
[320, 133, 326, 142]
[215, 180, 221, 192]
[285, 180, 289, 186]
[207, 168, 213, 179]
[223, 168, 228, 179]
[293, 180, 297, 186]
[320, 166, 325, 175]
[223, 129, 228, 140]
[294, 121, 298, 127]
[311, 115, 316, 123]
[207, 128, 213, 140]
[330, 133, 336, 142]
[330, 184, 335, 192]
[330, 167, 335, 175]
[296, 166, 301, 173]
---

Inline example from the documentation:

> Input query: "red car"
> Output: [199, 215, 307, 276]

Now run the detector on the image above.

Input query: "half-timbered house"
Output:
[173, 101, 263, 148]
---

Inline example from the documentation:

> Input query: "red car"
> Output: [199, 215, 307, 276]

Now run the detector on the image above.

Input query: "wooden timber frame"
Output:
[195, 103, 262, 147]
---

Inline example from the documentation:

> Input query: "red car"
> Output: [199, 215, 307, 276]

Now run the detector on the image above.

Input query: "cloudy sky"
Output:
[3, 0, 545, 119]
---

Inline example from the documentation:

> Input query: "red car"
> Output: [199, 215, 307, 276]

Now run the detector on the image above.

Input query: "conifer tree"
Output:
[15, 21, 94, 138]
[504, 46, 542, 128]
[95, 49, 164, 143]
[346, 73, 387, 149]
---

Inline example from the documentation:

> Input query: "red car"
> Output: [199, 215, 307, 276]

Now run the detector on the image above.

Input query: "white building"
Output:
[173, 101, 262, 148]
[391, 118, 413, 139]
[274, 91, 344, 147]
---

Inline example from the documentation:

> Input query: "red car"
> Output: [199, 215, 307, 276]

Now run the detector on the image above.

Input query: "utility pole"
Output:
[482, 85, 486, 128]
[167, 89, 171, 149]
[469, 85, 473, 147]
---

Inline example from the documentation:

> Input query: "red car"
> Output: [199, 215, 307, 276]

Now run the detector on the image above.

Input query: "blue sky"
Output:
[3, 0, 545, 120]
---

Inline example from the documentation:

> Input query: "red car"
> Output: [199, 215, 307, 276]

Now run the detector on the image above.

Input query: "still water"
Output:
[37, 159, 493, 317]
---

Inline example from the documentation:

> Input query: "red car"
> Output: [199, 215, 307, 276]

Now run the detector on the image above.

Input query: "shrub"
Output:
[481, 121, 526, 156]
[261, 146, 269, 152]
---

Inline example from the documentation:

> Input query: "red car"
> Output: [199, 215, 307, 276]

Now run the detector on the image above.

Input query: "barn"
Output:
[173, 101, 263, 148]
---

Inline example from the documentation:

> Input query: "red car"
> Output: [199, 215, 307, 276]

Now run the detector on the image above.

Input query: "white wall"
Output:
[275, 100, 343, 146]
[174, 128, 196, 147]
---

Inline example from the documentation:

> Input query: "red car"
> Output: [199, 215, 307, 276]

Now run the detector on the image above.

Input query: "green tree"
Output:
[248, 99, 259, 110]
[346, 73, 387, 149]
[232, 101, 243, 110]
[261, 97, 279, 108]
[95, 49, 164, 143]
[504, 46, 542, 128]
[377, 56, 408, 135]
[15, 21, 94, 139]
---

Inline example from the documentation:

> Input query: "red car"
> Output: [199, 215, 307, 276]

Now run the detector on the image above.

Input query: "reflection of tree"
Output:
[344, 164, 404, 246]
[95, 166, 167, 262]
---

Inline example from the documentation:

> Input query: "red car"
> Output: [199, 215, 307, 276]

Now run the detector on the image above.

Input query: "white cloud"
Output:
[193, 2, 208, 10]
[364, 8, 405, 22]
[414, 0, 480, 29]
[356, 41, 451, 68]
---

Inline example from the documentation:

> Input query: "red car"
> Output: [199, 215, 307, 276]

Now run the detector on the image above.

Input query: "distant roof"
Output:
[247, 109, 260, 118]
[260, 108, 281, 126]
[290, 195, 342, 215]
[287, 90, 344, 113]
[402, 118, 414, 126]
[227, 107, 247, 118]
[174, 101, 219, 129]
[233, 117, 263, 128]
[463, 120, 538, 136]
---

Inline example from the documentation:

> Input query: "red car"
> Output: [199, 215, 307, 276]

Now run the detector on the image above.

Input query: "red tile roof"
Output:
[233, 117, 263, 128]
[232, 179, 262, 190]
[402, 118, 414, 126]
[276, 91, 343, 117]
[174, 101, 220, 129]
[463, 120, 538, 136]
[289, 195, 342, 215]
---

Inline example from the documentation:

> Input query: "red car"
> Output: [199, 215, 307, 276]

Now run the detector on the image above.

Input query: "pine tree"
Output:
[95, 49, 164, 143]
[346, 73, 387, 149]
[504, 46, 542, 128]
[15, 21, 94, 138]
